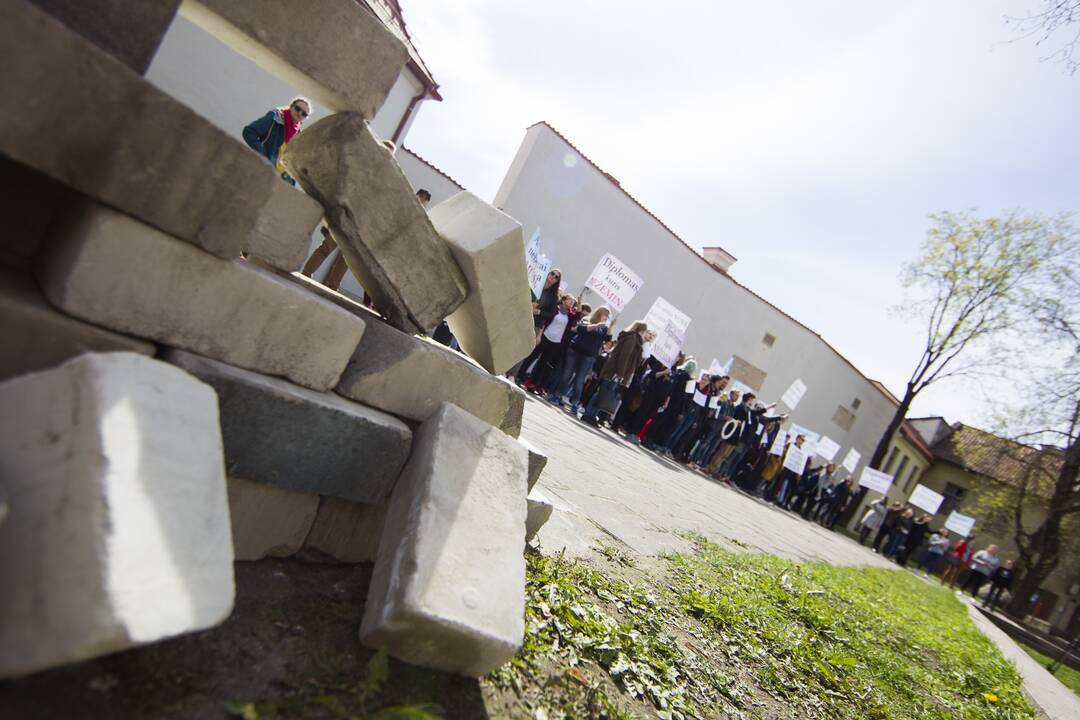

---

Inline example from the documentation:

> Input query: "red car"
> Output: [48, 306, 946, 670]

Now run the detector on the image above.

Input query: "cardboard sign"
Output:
[787, 424, 820, 455]
[909, 484, 945, 515]
[780, 378, 808, 410]
[709, 395, 722, 409]
[782, 445, 809, 475]
[643, 297, 691, 368]
[841, 447, 861, 474]
[858, 467, 894, 494]
[693, 390, 708, 407]
[769, 429, 788, 456]
[585, 253, 643, 313]
[944, 510, 976, 538]
[815, 435, 840, 462]
[525, 227, 552, 298]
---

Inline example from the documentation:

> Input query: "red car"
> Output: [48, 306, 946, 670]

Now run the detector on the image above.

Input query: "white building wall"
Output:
[494, 124, 898, 477]
[398, 149, 464, 205]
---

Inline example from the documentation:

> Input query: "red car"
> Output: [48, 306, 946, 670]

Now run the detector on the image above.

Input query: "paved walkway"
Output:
[521, 395, 893, 568]
[520, 396, 1079, 719]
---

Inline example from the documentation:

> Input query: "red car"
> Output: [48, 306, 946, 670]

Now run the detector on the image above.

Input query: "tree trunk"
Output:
[1005, 513, 1063, 616]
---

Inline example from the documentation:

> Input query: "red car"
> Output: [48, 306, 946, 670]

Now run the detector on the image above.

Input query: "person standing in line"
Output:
[960, 544, 1001, 598]
[983, 560, 1016, 610]
[643, 358, 698, 450]
[621, 354, 675, 437]
[768, 434, 806, 503]
[884, 508, 915, 557]
[516, 293, 579, 391]
[916, 528, 951, 577]
[664, 373, 714, 460]
[941, 534, 977, 587]
[549, 306, 611, 414]
[895, 514, 931, 567]
[532, 270, 562, 340]
[823, 475, 854, 529]
[689, 383, 736, 469]
[858, 497, 887, 545]
[872, 502, 905, 553]
[580, 321, 649, 427]
[716, 392, 765, 483]
[242, 96, 311, 184]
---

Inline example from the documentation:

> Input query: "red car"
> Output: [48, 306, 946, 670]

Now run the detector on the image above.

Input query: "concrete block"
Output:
[38, 203, 364, 391]
[28, 0, 181, 73]
[302, 497, 387, 564]
[360, 403, 528, 676]
[0, 0, 279, 259]
[164, 349, 411, 503]
[244, 182, 324, 272]
[430, 192, 535, 375]
[0, 155, 72, 272]
[335, 314, 526, 438]
[0, 353, 233, 678]
[184, 0, 408, 118]
[0, 272, 155, 382]
[280, 113, 468, 334]
[518, 438, 549, 492]
[0, 484, 7, 528]
[526, 489, 555, 543]
[226, 477, 319, 561]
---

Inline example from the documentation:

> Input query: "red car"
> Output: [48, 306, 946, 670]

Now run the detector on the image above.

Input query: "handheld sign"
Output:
[944, 510, 976, 537]
[524, 228, 552, 298]
[693, 390, 708, 407]
[858, 467, 893, 495]
[815, 436, 840, 462]
[643, 297, 691, 368]
[585, 253, 643, 313]
[788, 424, 820, 455]
[841, 448, 861, 474]
[708, 358, 726, 377]
[769, 429, 788, 455]
[708, 395, 722, 409]
[908, 484, 945, 515]
[684, 379, 695, 392]
[780, 378, 808, 410]
[782, 445, 809, 475]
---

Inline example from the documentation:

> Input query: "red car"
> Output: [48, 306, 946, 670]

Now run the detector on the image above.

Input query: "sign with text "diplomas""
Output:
[643, 297, 691, 369]
[585, 254, 643, 313]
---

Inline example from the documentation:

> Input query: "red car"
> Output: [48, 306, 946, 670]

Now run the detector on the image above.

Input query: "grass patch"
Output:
[1015, 642, 1080, 698]
[492, 540, 1039, 718]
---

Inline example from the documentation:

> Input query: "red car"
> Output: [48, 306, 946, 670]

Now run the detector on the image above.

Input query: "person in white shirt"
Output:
[960, 544, 1000, 597]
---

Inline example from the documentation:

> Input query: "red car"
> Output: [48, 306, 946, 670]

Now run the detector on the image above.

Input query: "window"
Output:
[730, 355, 767, 391]
[893, 454, 910, 480]
[832, 405, 856, 431]
[903, 466, 921, 494]
[762, 333, 776, 347]
[939, 482, 966, 517]
[883, 447, 900, 474]
[852, 397, 862, 410]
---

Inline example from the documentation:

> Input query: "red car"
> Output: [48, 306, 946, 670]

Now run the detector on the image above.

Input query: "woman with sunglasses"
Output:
[242, 96, 312, 185]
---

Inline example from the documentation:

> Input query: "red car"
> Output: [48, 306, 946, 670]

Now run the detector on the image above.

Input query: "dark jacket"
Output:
[600, 331, 644, 385]
[569, 322, 611, 357]
[991, 566, 1015, 589]
[243, 109, 288, 165]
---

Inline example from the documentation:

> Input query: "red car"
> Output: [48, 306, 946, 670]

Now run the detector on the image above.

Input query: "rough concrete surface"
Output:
[335, 313, 526, 437]
[0, 271, 155, 382]
[302, 496, 387, 564]
[280, 113, 467, 334]
[360, 403, 529, 677]
[0, 353, 234, 678]
[429, 191, 535, 375]
[526, 489, 554, 543]
[38, 203, 364, 391]
[226, 478, 320, 562]
[184, 0, 408, 117]
[165, 349, 410, 504]
[244, 182, 324, 272]
[0, 0, 279, 259]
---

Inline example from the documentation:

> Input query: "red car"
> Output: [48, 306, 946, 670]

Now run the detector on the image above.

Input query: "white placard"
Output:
[708, 358, 726, 377]
[908, 484, 945, 515]
[708, 395, 722, 409]
[787, 424, 820, 454]
[684, 379, 695, 392]
[585, 253, 644, 313]
[858, 467, 894, 494]
[525, 228, 552, 298]
[727, 379, 753, 398]
[815, 435, 840, 462]
[643, 297, 691, 369]
[944, 510, 977, 538]
[782, 445, 809, 475]
[780, 378, 808, 410]
[841, 447, 861, 474]
[769, 429, 788, 456]
[693, 390, 707, 407]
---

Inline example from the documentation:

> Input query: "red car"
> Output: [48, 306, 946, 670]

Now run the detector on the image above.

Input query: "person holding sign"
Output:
[960, 545, 1001, 598]
[580, 321, 649, 427]
[822, 477, 855, 529]
[858, 498, 888, 545]
[916, 529, 952, 577]
[642, 358, 697, 450]
[531, 269, 562, 338]
[768, 435, 807, 503]
[548, 306, 612, 414]
[661, 373, 714, 460]
[895, 514, 931, 567]
[689, 384, 737, 469]
[516, 293, 580, 392]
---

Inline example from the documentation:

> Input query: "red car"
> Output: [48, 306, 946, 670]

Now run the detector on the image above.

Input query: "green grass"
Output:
[1015, 642, 1080, 698]
[492, 539, 1039, 719]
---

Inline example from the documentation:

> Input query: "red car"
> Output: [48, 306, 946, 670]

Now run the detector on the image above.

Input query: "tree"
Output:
[1007, 0, 1080, 74]
[867, 211, 1062, 472]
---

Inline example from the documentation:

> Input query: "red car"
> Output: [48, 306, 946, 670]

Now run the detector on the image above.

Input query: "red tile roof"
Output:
[931, 423, 1061, 496]
[528, 120, 901, 409]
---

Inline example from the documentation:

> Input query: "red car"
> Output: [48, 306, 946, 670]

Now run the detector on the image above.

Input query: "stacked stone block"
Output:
[0, 0, 552, 681]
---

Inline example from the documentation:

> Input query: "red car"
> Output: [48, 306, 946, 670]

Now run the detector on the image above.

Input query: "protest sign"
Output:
[780, 378, 808, 410]
[787, 424, 820, 454]
[524, 228, 552, 298]
[782, 445, 809, 475]
[708, 395, 722, 409]
[643, 297, 691, 368]
[769, 429, 788, 455]
[707, 357, 729, 377]
[585, 253, 643, 313]
[858, 467, 893, 494]
[693, 390, 708, 407]
[944, 511, 977, 537]
[816, 435, 840, 462]
[841, 447, 861, 474]
[909, 484, 945, 515]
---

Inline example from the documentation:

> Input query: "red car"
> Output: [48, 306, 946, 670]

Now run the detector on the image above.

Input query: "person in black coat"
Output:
[983, 560, 1016, 610]
[895, 514, 931, 567]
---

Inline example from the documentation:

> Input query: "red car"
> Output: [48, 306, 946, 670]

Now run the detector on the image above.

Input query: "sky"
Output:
[401, 0, 1080, 426]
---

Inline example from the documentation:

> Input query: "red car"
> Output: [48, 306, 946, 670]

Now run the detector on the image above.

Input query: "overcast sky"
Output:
[402, 0, 1079, 425]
